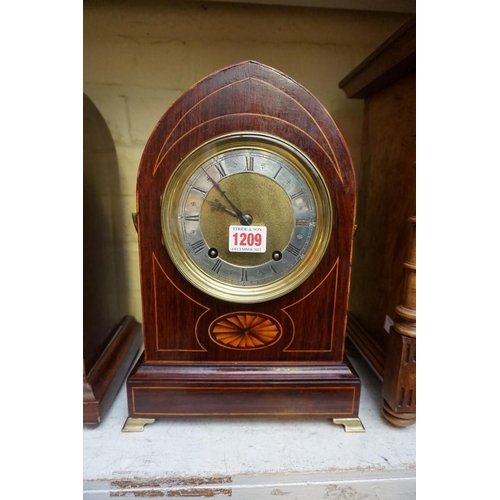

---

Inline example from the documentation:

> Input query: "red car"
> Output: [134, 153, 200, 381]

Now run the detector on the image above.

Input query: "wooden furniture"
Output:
[83, 93, 143, 425]
[339, 16, 416, 427]
[124, 61, 363, 432]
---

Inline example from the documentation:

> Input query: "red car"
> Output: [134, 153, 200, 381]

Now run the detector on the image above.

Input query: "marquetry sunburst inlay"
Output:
[209, 313, 282, 350]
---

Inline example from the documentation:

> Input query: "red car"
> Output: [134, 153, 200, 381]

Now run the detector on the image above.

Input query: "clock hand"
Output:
[206, 175, 253, 225]
[207, 198, 239, 218]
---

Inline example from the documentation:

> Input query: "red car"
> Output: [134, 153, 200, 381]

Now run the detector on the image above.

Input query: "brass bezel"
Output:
[161, 133, 332, 303]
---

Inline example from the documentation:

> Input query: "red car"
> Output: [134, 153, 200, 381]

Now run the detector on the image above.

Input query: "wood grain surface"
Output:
[128, 60, 361, 418]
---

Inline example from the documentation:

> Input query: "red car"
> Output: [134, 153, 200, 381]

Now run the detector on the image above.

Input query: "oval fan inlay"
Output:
[209, 313, 282, 350]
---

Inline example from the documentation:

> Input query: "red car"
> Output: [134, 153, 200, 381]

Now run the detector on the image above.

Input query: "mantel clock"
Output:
[124, 61, 364, 433]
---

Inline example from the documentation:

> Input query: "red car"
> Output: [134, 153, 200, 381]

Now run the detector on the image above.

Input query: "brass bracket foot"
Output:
[121, 417, 156, 432]
[333, 417, 365, 433]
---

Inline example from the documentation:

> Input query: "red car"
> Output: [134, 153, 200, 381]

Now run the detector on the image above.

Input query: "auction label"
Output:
[229, 225, 267, 253]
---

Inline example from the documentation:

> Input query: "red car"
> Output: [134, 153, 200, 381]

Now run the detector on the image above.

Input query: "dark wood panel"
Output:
[137, 61, 355, 365]
[346, 312, 385, 379]
[338, 15, 415, 99]
[339, 17, 416, 427]
[128, 61, 361, 421]
[348, 73, 416, 351]
[130, 386, 357, 417]
[83, 94, 143, 425]
[84, 316, 143, 425]
[128, 360, 360, 418]
[83, 93, 127, 372]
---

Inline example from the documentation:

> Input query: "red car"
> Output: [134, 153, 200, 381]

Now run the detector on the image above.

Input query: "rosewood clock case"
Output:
[125, 61, 362, 428]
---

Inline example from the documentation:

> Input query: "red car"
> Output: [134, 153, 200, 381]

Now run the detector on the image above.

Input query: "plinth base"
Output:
[126, 356, 362, 422]
[84, 316, 143, 425]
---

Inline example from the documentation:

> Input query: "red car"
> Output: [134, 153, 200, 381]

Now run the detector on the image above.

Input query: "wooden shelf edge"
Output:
[339, 15, 415, 99]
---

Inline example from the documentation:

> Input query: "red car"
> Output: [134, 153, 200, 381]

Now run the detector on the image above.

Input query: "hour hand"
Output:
[207, 198, 238, 218]
[206, 175, 253, 225]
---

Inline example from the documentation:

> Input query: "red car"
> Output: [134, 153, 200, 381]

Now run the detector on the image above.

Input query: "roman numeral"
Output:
[184, 215, 200, 222]
[273, 166, 283, 179]
[211, 259, 223, 273]
[295, 219, 309, 227]
[192, 187, 207, 197]
[214, 162, 226, 178]
[241, 268, 248, 281]
[190, 240, 205, 254]
[286, 244, 301, 257]
[245, 156, 254, 171]
[290, 190, 304, 200]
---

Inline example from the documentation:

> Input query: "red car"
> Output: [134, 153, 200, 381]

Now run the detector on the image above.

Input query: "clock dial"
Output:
[161, 133, 332, 303]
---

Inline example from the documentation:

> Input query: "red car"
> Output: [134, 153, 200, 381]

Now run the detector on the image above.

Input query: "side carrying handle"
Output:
[132, 212, 138, 233]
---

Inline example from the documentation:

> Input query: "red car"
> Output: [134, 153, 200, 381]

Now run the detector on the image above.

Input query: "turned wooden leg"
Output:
[382, 216, 416, 427]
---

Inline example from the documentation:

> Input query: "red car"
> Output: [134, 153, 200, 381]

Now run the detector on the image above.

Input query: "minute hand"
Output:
[208, 176, 253, 226]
